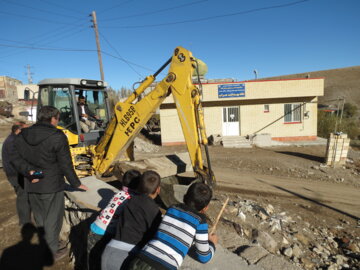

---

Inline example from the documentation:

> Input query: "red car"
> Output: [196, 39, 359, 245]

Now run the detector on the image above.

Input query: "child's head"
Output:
[136, 170, 161, 198]
[122, 169, 141, 190]
[183, 182, 212, 212]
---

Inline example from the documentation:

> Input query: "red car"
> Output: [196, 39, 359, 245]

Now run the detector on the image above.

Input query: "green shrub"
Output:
[317, 110, 360, 139]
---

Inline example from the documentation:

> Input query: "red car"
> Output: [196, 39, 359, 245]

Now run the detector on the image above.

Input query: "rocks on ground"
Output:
[208, 194, 360, 270]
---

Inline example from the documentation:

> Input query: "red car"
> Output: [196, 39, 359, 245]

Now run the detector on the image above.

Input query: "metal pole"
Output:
[339, 97, 345, 125]
[334, 97, 340, 133]
[91, 11, 104, 81]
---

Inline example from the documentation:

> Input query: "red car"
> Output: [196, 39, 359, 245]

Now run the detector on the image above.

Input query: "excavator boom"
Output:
[92, 47, 215, 186]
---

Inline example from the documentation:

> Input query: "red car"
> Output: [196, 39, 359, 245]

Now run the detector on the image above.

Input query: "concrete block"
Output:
[120, 152, 193, 178]
[238, 245, 269, 264]
[252, 133, 272, 147]
[65, 175, 119, 211]
[181, 245, 262, 270]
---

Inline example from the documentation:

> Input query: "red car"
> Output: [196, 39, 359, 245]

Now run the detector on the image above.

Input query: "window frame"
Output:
[264, 104, 269, 113]
[284, 103, 302, 124]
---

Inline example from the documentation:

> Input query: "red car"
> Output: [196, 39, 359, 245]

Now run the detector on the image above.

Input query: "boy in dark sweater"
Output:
[87, 169, 141, 270]
[101, 171, 162, 270]
[126, 182, 218, 270]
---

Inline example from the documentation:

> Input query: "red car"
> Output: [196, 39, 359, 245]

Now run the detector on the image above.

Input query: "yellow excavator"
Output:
[33, 47, 215, 187]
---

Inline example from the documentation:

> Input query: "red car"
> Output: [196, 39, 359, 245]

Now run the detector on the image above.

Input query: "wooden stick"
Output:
[210, 196, 229, 235]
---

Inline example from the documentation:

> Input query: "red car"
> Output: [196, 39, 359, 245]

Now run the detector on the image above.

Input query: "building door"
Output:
[222, 106, 239, 136]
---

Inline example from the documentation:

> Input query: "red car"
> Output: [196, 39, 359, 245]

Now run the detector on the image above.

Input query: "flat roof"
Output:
[38, 78, 108, 87]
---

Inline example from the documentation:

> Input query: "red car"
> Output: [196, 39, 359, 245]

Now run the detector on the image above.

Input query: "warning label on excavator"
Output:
[218, 84, 245, 98]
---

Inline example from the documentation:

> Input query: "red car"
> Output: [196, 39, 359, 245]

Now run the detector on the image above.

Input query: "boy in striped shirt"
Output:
[126, 182, 218, 270]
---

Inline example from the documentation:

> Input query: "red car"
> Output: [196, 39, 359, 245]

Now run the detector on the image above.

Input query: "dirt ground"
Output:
[0, 116, 359, 269]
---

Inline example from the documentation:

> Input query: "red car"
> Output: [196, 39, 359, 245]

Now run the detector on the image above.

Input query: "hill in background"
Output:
[259, 66, 360, 107]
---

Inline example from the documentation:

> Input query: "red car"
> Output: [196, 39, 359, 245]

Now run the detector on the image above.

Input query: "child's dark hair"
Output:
[136, 170, 161, 195]
[122, 169, 141, 189]
[11, 124, 21, 134]
[183, 182, 212, 211]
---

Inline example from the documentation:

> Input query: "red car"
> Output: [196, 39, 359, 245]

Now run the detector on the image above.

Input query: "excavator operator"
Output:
[77, 95, 99, 133]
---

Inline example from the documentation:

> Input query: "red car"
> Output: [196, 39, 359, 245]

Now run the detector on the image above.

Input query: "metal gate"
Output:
[222, 106, 239, 136]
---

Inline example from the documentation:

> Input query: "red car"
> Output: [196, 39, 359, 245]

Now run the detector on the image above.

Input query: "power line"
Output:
[98, 31, 144, 77]
[97, 0, 135, 14]
[0, 10, 86, 26]
[102, 0, 311, 29]
[0, 43, 96, 52]
[0, 43, 155, 72]
[0, 27, 90, 59]
[2, 0, 81, 19]
[38, 0, 88, 15]
[101, 52, 154, 72]
[102, 0, 209, 22]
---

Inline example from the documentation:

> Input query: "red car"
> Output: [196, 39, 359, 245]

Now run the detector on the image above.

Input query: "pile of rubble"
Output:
[134, 137, 160, 153]
[210, 195, 360, 270]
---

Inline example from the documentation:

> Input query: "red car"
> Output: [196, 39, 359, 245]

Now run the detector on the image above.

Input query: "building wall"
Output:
[160, 98, 318, 144]
[0, 76, 21, 102]
[17, 84, 39, 100]
[239, 98, 318, 140]
[162, 78, 324, 104]
[160, 78, 323, 145]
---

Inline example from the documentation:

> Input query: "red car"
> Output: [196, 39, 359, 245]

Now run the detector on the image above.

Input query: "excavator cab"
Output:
[37, 78, 111, 147]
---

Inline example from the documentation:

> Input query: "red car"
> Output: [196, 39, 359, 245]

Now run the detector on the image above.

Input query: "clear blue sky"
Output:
[0, 0, 359, 90]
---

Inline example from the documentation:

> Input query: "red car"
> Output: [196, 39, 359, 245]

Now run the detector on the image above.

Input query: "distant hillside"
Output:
[259, 66, 360, 107]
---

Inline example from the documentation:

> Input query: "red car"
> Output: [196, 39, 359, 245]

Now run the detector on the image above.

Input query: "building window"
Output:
[264, 104, 269, 112]
[284, 103, 302, 123]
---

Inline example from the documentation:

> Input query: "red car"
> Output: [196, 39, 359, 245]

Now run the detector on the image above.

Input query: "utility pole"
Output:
[25, 64, 34, 84]
[91, 11, 104, 81]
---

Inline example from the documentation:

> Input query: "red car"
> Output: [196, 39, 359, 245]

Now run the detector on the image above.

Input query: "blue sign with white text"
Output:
[218, 84, 245, 98]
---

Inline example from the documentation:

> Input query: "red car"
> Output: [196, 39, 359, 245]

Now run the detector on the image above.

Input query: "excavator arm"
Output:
[91, 47, 215, 186]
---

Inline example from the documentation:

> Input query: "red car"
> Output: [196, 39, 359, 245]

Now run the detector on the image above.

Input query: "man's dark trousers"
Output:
[29, 191, 64, 254]
[8, 175, 31, 225]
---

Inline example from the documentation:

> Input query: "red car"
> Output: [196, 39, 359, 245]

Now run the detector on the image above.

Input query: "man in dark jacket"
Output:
[77, 95, 98, 133]
[1, 123, 31, 225]
[11, 106, 88, 260]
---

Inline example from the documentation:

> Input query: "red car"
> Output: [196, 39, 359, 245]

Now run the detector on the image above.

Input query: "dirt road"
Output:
[1, 117, 359, 269]
[214, 167, 360, 220]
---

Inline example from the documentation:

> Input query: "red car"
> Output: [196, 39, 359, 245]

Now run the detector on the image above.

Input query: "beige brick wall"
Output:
[160, 107, 223, 144]
[163, 78, 324, 104]
[0, 76, 21, 102]
[17, 84, 39, 99]
[160, 78, 323, 144]
[240, 98, 318, 137]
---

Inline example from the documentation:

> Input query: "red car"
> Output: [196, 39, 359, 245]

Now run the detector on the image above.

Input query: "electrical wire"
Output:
[0, 42, 155, 72]
[38, 0, 88, 15]
[97, 0, 135, 15]
[102, 0, 209, 22]
[98, 31, 144, 77]
[0, 10, 85, 26]
[0, 27, 90, 59]
[2, 0, 81, 19]
[102, 0, 311, 29]
[101, 51, 154, 72]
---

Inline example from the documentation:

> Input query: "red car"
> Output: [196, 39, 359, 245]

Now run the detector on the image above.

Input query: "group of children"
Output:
[87, 169, 218, 270]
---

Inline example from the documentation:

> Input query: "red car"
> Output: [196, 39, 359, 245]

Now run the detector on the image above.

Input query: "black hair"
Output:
[183, 182, 212, 211]
[37, 106, 59, 123]
[122, 169, 141, 189]
[136, 170, 161, 195]
[78, 95, 85, 100]
[11, 124, 21, 134]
